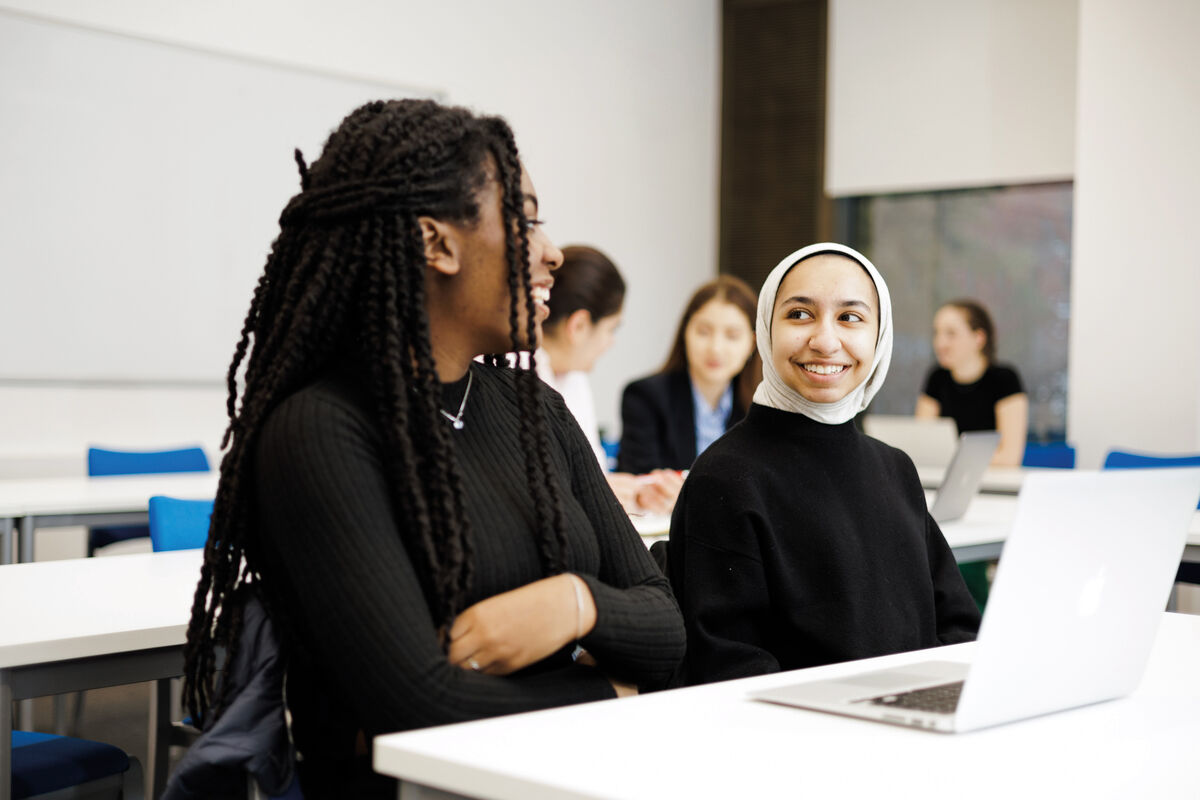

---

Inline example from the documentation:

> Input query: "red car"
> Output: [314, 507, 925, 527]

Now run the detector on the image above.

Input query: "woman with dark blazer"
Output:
[618, 276, 760, 474]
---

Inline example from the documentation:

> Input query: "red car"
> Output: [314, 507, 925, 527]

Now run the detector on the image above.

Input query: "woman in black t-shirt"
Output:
[916, 300, 1027, 467]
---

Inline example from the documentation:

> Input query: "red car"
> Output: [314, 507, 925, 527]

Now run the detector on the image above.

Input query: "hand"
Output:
[447, 574, 596, 675]
[633, 469, 684, 514]
[609, 677, 638, 698]
[605, 472, 642, 514]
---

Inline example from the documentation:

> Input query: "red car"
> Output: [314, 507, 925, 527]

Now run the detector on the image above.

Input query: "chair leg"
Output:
[148, 679, 173, 799]
[52, 693, 69, 735]
[70, 689, 86, 737]
[124, 755, 147, 800]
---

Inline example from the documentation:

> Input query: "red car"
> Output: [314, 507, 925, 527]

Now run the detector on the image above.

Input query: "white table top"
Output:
[0, 472, 218, 519]
[935, 493, 1200, 549]
[0, 549, 200, 668]
[375, 612, 1200, 800]
[932, 492, 1019, 549]
[637, 490, 1200, 554]
[916, 463, 1037, 494]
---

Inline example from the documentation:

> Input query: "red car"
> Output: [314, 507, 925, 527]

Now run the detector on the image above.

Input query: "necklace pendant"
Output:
[452, 419, 464, 430]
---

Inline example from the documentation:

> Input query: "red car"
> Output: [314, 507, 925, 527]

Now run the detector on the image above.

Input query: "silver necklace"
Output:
[439, 370, 473, 430]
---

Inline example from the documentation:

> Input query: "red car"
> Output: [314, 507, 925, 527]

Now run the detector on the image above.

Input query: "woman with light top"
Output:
[916, 299, 1028, 466]
[668, 243, 979, 685]
[617, 276, 761, 475]
[536, 245, 681, 513]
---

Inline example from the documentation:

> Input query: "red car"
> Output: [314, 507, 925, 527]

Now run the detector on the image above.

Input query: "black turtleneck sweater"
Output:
[252, 361, 684, 796]
[668, 403, 980, 686]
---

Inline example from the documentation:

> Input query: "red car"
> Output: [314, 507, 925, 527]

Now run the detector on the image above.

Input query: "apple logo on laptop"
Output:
[1078, 566, 1107, 617]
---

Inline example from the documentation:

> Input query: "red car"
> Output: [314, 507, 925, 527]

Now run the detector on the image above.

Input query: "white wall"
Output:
[828, 0, 1200, 467]
[1067, 0, 1200, 467]
[827, 0, 1077, 196]
[0, 0, 720, 464]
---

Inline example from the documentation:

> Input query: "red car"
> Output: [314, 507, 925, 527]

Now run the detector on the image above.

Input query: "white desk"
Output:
[635, 493, 1200, 567]
[375, 612, 1200, 800]
[916, 464, 1039, 495]
[0, 472, 218, 563]
[933, 493, 1200, 567]
[0, 549, 201, 799]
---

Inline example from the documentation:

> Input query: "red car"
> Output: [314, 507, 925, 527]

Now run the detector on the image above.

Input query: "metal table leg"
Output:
[1, 518, 12, 565]
[149, 679, 173, 798]
[17, 516, 34, 563]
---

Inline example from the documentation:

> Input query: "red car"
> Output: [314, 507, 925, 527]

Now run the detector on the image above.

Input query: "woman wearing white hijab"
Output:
[668, 244, 980, 686]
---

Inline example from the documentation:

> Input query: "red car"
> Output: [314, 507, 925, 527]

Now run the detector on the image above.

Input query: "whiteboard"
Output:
[0, 11, 438, 382]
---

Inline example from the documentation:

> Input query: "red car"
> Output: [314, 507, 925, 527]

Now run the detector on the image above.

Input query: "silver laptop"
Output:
[750, 468, 1200, 733]
[928, 431, 1001, 523]
[864, 415, 958, 467]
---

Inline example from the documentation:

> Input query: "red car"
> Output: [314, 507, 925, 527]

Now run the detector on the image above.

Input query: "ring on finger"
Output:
[467, 657, 482, 671]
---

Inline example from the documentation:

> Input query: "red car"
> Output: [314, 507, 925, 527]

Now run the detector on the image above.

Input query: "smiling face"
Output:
[932, 305, 986, 371]
[444, 165, 563, 354]
[684, 298, 756, 391]
[770, 254, 879, 403]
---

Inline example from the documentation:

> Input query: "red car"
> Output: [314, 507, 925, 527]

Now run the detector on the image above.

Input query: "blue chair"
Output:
[1103, 450, 1200, 509]
[147, 497, 300, 800]
[161, 591, 302, 800]
[1103, 449, 1200, 585]
[86, 446, 210, 554]
[146, 497, 212, 767]
[12, 730, 143, 799]
[147, 496, 213, 552]
[1103, 449, 1200, 471]
[1022, 442, 1076, 469]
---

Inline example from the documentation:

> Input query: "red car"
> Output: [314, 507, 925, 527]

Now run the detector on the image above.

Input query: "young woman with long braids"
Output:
[181, 99, 684, 796]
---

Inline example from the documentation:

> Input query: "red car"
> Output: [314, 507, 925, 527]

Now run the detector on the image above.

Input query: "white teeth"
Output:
[531, 286, 551, 304]
[803, 364, 846, 375]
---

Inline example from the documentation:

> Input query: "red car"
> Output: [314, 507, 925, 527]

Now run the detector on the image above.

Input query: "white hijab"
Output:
[752, 243, 893, 425]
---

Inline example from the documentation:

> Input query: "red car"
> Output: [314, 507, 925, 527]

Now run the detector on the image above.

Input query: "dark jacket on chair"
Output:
[163, 590, 297, 800]
[617, 370, 746, 474]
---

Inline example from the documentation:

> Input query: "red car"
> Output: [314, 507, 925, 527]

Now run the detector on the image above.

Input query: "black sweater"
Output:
[668, 403, 980, 686]
[252, 362, 684, 796]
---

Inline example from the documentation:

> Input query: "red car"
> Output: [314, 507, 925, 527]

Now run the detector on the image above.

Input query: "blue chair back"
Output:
[86, 446, 210, 553]
[1103, 450, 1200, 470]
[1103, 450, 1200, 509]
[88, 445, 210, 477]
[148, 496, 214, 552]
[1022, 442, 1076, 469]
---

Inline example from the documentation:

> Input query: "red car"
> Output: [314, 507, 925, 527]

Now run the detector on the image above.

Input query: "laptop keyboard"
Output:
[868, 681, 963, 714]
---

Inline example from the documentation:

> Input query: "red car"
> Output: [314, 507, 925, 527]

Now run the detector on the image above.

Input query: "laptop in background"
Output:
[750, 468, 1200, 733]
[864, 415, 958, 467]
[929, 431, 1001, 523]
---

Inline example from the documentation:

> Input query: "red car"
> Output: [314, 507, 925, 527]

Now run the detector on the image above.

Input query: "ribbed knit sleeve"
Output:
[253, 373, 620, 740]
[541, 388, 685, 687]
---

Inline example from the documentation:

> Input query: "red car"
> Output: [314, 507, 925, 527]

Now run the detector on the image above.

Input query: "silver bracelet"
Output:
[571, 574, 585, 641]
